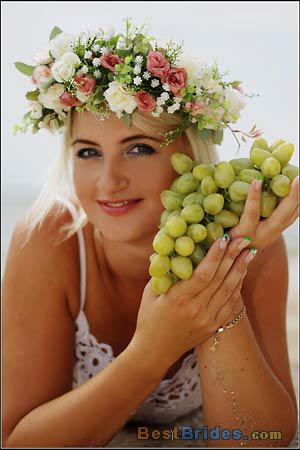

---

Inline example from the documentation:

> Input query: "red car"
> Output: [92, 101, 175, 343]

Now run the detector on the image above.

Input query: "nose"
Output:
[95, 159, 129, 194]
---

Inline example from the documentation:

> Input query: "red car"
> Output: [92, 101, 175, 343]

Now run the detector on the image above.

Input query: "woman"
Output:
[3, 22, 299, 447]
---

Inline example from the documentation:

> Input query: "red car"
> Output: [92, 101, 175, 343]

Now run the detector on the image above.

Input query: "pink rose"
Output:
[161, 68, 187, 95]
[31, 65, 52, 86]
[100, 52, 124, 72]
[135, 91, 156, 112]
[146, 51, 170, 78]
[60, 92, 81, 107]
[74, 74, 96, 95]
[33, 47, 52, 65]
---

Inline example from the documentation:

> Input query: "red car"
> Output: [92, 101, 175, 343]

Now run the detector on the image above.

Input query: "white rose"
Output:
[176, 53, 204, 85]
[51, 52, 81, 82]
[223, 85, 246, 117]
[49, 33, 75, 59]
[28, 101, 43, 119]
[103, 81, 137, 118]
[38, 83, 64, 110]
[33, 47, 52, 65]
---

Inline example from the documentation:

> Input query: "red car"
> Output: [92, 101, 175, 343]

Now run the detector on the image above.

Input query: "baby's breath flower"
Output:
[133, 65, 142, 75]
[94, 69, 101, 78]
[161, 92, 170, 101]
[162, 83, 171, 91]
[135, 55, 144, 64]
[142, 71, 151, 80]
[133, 76, 142, 86]
[151, 79, 160, 88]
[92, 58, 101, 67]
[100, 46, 109, 55]
[84, 51, 92, 59]
[80, 65, 89, 74]
[167, 106, 175, 114]
[91, 44, 100, 53]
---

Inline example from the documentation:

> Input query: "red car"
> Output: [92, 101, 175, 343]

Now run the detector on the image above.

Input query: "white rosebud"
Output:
[94, 69, 101, 78]
[92, 58, 101, 67]
[142, 71, 151, 80]
[103, 80, 137, 116]
[91, 44, 100, 53]
[151, 79, 160, 88]
[49, 33, 75, 60]
[80, 65, 89, 74]
[133, 65, 142, 75]
[84, 51, 93, 59]
[133, 76, 142, 86]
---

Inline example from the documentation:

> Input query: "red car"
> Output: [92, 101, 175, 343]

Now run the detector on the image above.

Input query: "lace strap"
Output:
[55, 195, 87, 312]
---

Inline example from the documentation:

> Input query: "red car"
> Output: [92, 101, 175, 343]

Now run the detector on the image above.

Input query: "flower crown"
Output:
[13, 17, 261, 148]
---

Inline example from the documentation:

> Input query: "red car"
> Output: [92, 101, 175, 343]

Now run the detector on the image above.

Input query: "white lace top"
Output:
[57, 195, 202, 424]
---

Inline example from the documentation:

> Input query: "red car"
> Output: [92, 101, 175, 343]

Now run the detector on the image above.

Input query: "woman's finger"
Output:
[229, 178, 263, 240]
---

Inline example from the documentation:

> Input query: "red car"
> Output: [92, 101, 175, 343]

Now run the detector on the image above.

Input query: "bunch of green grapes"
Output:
[149, 137, 299, 295]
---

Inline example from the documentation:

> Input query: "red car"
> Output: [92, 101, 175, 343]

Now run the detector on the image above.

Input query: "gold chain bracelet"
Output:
[210, 305, 247, 352]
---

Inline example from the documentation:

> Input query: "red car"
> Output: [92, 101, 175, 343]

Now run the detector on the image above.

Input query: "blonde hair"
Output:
[21, 108, 220, 247]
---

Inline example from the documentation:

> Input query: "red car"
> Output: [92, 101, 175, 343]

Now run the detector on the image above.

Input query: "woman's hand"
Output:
[229, 176, 299, 250]
[129, 235, 254, 374]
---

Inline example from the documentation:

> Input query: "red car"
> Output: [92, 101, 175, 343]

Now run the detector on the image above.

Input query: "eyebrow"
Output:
[71, 134, 162, 147]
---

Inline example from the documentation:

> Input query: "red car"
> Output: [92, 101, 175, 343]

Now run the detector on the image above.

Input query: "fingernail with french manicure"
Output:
[245, 247, 257, 263]
[219, 233, 231, 249]
[237, 236, 252, 251]
[254, 177, 263, 191]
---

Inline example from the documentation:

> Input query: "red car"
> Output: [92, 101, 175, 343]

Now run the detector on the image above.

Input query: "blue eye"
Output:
[76, 144, 155, 159]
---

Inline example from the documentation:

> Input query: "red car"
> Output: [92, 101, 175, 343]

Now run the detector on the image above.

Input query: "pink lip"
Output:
[97, 199, 142, 216]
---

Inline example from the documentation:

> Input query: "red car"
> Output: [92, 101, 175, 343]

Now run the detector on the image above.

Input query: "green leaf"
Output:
[198, 129, 213, 141]
[25, 90, 39, 101]
[49, 26, 63, 42]
[14, 62, 36, 76]
[123, 112, 131, 128]
[212, 129, 224, 145]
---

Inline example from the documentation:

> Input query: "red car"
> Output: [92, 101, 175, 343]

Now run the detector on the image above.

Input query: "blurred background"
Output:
[2, 0, 299, 433]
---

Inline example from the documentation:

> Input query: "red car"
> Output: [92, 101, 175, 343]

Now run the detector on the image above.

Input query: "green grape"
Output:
[193, 163, 215, 181]
[272, 143, 294, 166]
[171, 152, 194, 174]
[167, 209, 182, 220]
[214, 209, 240, 228]
[170, 177, 181, 192]
[281, 164, 299, 182]
[151, 274, 173, 295]
[205, 222, 224, 246]
[176, 173, 199, 194]
[149, 254, 171, 277]
[161, 190, 184, 211]
[153, 231, 175, 255]
[186, 223, 208, 242]
[170, 255, 193, 280]
[228, 181, 251, 202]
[190, 245, 206, 266]
[239, 168, 263, 183]
[261, 157, 281, 178]
[182, 191, 205, 207]
[235, 176, 240, 181]
[230, 158, 255, 175]
[269, 139, 286, 152]
[250, 137, 269, 151]
[165, 216, 187, 238]
[229, 200, 246, 217]
[250, 148, 271, 169]
[159, 210, 170, 228]
[261, 191, 277, 217]
[214, 161, 236, 188]
[181, 204, 205, 223]
[270, 174, 291, 197]
[175, 236, 195, 256]
[149, 253, 156, 263]
[203, 193, 224, 215]
[200, 176, 218, 196]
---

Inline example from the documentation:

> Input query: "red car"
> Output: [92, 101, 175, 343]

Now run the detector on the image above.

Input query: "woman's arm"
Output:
[196, 236, 297, 448]
[2, 215, 166, 448]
